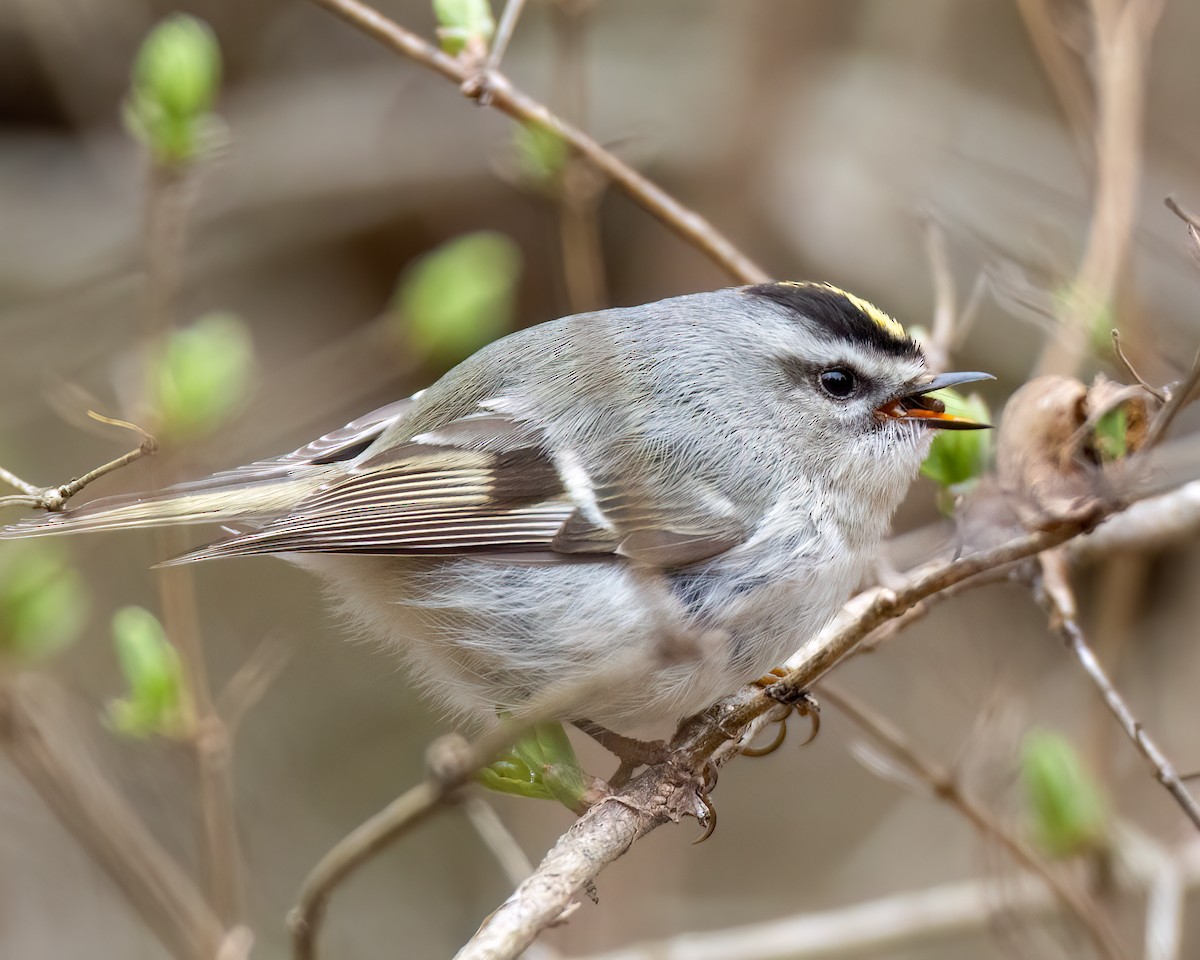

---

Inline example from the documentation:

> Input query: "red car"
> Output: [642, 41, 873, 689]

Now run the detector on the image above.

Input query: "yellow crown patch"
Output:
[779, 281, 907, 341]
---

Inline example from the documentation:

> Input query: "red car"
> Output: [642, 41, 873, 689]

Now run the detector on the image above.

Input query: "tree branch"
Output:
[819, 684, 1128, 960]
[1033, 551, 1200, 832]
[304, 0, 770, 285]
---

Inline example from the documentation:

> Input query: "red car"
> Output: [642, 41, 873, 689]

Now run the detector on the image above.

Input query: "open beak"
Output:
[878, 371, 995, 430]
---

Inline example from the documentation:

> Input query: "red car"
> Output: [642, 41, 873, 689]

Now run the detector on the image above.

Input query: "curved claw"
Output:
[692, 790, 718, 844]
[741, 715, 788, 757]
[797, 696, 821, 747]
[692, 761, 720, 844]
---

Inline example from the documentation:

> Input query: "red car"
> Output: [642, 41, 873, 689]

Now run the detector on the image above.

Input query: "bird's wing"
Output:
[172, 397, 418, 491]
[172, 401, 750, 567]
[0, 398, 417, 539]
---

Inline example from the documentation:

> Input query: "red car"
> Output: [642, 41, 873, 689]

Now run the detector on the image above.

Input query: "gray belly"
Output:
[292, 548, 862, 733]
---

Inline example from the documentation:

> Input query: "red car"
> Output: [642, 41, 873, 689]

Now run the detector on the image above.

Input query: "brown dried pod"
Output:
[995, 375, 1096, 524]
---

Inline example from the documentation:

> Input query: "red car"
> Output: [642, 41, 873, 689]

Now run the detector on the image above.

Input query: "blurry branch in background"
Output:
[550, 0, 609, 313]
[1017, 0, 1165, 376]
[463, 796, 536, 887]
[568, 838, 1200, 960]
[818, 684, 1126, 960]
[127, 15, 245, 926]
[920, 212, 986, 374]
[1033, 552, 1200, 831]
[305, 0, 771, 285]
[215, 632, 291, 740]
[0, 675, 224, 960]
[483, 0, 528, 83]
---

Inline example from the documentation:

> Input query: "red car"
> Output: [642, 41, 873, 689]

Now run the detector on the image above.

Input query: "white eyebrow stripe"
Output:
[553, 449, 613, 531]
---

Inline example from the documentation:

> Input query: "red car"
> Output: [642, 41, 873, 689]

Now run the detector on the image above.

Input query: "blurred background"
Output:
[2, 0, 1199, 957]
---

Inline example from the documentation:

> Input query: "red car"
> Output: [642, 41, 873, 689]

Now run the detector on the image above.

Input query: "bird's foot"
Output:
[572, 719, 670, 789]
[742, 669, 821, 754]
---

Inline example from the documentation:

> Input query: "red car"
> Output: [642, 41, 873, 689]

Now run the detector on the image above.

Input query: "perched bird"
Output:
[1, 282, 989, 733]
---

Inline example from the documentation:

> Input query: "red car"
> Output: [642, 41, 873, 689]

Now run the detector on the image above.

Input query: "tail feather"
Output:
[0, 469, 336, 541]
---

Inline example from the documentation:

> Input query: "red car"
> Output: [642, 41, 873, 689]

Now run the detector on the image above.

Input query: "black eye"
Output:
[819, 368, 857, 399]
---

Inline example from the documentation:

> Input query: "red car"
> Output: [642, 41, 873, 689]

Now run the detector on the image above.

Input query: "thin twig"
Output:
[1111, 330, 1165, 400]
[1034, 0, 1164, 376]
[1119, 826, 1185, 960]
[1142, 348, 1200, 448]
[1034, 551, 1200, 832]
[141, 151, 245, 927]
[819, 684, 1128, 960]
[288, 661, 647, 959]
[486, 0, 527, 73]
[0, 413, 157, 512]
[464, 796, 535, 886]
[569, 839, 1200, 960]
[922, 212, 957, 373]
[289, 780, 444, 960]
[1014, 0, 1096, 160]
[216, 633, 291, 739]
[304, 0, 769, 284]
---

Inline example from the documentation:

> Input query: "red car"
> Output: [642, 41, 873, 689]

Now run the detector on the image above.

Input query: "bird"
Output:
[1, 282, 990, 735]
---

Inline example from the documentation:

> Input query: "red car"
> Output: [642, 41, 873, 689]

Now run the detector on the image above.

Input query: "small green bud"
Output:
[107, 606, 187, 739]
[395, 231, 522, 364]
[124, 14, 221, 164]
[477, 722, 587, 810]
[920, 389, 992, 502]
[513, 122, 568, 185]
[433, 0, 495, 55]
[153, 312, 255, 443]
[0, 544, 88, 663]
[1093, 406, 1128, 462]
[1021, 729, 1108, 858]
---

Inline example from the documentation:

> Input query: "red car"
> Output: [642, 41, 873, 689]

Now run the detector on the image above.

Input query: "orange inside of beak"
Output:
[878, 398, 990, 430]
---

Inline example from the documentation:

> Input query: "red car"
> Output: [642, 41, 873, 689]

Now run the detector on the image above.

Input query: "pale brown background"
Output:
[1, 1, 1199, 958]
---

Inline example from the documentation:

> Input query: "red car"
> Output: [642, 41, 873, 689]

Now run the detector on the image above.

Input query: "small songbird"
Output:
[1, 282, 989, 733]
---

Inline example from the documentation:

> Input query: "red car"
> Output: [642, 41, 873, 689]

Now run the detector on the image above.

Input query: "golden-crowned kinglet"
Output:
[2, 282, 990, 731]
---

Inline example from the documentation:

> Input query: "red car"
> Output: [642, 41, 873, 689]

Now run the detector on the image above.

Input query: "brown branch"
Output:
[304, 0, 769, 285]
[289, 780, 445, 960]
[1068, 479, 1200, 561]
[922, 212, 957, 374]
[485, 0, 528, 76]
[819, 684, 1129, 960]
[0, 414, 157, 512]
[0, 675, 224, 960]
[140, 146, 245, 927]
[1034, 0, 1164, 376]
[1034, 551, 1200, 832]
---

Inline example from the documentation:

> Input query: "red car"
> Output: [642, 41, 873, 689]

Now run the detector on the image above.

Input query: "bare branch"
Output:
[1142, 348, 1200, 448]
[0, 413, 157, 512]
[820, 684, 1128, 960]
[486, 0, 527, 74]
[1034, 0, 1164, 376]
[922, 212, 957, 373]
[464, 797, 535, 887]
[1034, 551, 1200, 832]
[216, 633, 291, 739]
[1069, 479, 1200, 561]
[289, 780, 446, 960]
[304, 0, 769, 285]
[569, 837, 1200, 960]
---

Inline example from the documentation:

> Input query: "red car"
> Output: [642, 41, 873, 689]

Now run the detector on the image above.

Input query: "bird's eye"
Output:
[819, 368, 857, 399]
